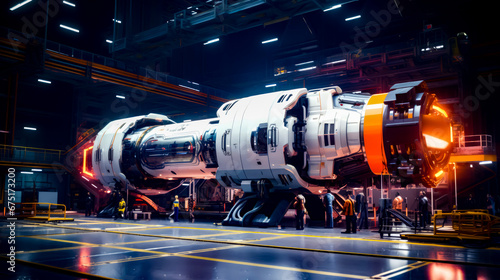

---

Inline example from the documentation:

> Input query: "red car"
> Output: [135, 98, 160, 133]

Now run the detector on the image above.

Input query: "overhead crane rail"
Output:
[0, 33, 230, 107]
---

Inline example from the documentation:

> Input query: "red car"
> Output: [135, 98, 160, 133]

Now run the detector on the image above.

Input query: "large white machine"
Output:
[85, 80, 452, 226]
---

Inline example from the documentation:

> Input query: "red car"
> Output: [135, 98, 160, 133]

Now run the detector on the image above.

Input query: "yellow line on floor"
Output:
[18, 221, 500, 268]
[17, 231, 95, 238]
[103, 232, 235, 246]
[17, 233, 238, 255]
[185, 232, 238, 239]
[25, 236, 182, 255]
[175, 254, 369, 279]
[109, 226, 175, 231]
[72, 219, 164, 227]
[88, 254, 171, 267]
[0, 255, 117, 280]
[105, 238, 171, 246]
[166, 226, 500, 250]
[89, 244, 243, 267]
[104, 225, 242, 233]
[18, 245, 87, 254]
[371, 261, 424, 278]
[19, 220, 500, 251]
[82, 234, 364, 279]
[384, 261, 429, 278]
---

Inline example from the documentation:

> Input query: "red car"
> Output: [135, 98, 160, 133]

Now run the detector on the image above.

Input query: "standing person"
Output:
[393, 192, 403, 212]
[356, 192, 368, 230]
[294, 194, 307, 230]
[324, 189, 335, 228]
[116, 198, 126, 220]
[466, 194, 476, 210]
[188, 195, 195, 223]
[486, 194, 496, 216]
[341, 191, 356, 234]
[418, 191, 429, 227]
[172, 195, 180, 222]
[85, 192, 93, 217]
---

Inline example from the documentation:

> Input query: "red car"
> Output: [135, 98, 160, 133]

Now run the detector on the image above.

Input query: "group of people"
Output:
[468, 193, 498, 216]
[393, 191, 429, 227]
[340, 190, 369, 234]
[294, 189, 369, 233]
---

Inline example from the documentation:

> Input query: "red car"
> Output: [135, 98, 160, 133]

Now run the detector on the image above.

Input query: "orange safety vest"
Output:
[343, 198, 355, 216]
[393, 196, 403, 210]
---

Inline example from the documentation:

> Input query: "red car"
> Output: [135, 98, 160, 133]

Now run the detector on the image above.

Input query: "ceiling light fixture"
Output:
[262, 38, 278, 44]
[203, 38, 219, 45]
[324, 4, 341, 12]
[38, 79, 52, 84]
[60, 24, 79, 33]
[63, 1, 75, 7]
[345, 15, 361, 21]
[10, 0, 32, 11]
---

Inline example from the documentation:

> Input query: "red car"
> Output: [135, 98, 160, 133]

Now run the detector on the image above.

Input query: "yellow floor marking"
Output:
[108, 226, 243, 233]
[17, 233, 282, 257]
[101, 226, 150, 231]
[237, 235, 293, 243]
[18, 245, 87, 254]
[84, 234, 367, 280]
[104, 238, 169, 246]
[371, 261, 425, 278]
[17, 232, 76, 238]
[384, 261, 429, 278]
[0, 256, 119, 280]
[72, 219, 164, 227]
[102, 232, 235, 246]
[25, 236, 183, 255]
[175, 244, 242, 255]
[165, 226, 500, 250]
[88, 245, 243, 267]
[87, 254, 171, 267]
[20, 221, 500, 251]
[185, 232, 237, 239]
[108, 226, 175, 231]
[174, 254, 368, 279]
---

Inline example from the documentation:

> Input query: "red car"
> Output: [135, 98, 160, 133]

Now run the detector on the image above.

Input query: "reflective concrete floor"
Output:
[1, 215, 500, 279]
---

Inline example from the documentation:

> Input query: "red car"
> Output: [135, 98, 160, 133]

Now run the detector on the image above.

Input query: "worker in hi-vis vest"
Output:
[116, 198, 126, 220]
[393, 192, 403, 212]
[172, 195, 180, 222]
[341, 191, 357, 234]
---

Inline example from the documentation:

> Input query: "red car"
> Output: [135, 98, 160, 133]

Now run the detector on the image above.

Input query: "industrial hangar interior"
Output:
[1, 0, 499, 279]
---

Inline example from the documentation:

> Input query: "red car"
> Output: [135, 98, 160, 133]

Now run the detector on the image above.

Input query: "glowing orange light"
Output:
[432, 105, 448, 118]
[434, 170, 444, 178]
[450, 125, 454, 143]
[423, 134, 449, 149]
[429, 263, 464, 280]
[82, 146, 94, 178]
[78, 247, 91, 272]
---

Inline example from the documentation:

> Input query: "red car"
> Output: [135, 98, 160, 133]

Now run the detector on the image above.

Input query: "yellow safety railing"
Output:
[0, 144, 64, 162]
[15, 202, 68, 219]
[433, 210, 500, 238]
